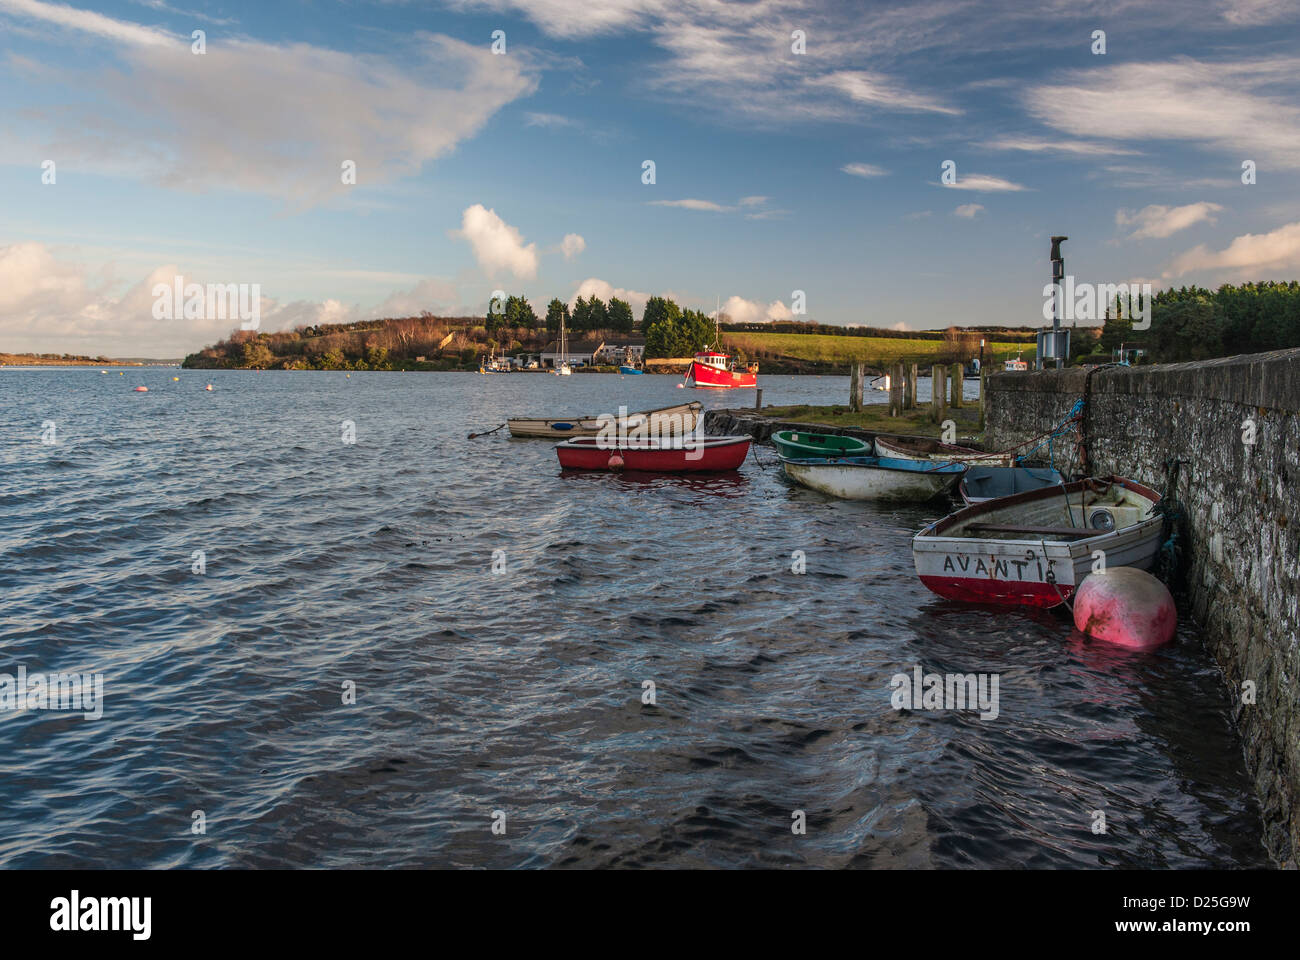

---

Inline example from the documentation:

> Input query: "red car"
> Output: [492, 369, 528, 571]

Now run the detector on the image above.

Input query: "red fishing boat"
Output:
[684, 350, 758, 388]
[555, 435, 751, 472]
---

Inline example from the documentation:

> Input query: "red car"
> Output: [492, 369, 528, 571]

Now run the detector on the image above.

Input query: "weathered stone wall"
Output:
[987, 349, 1300, 865]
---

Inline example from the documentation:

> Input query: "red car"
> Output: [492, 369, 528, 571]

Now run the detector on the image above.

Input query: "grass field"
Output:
[723, 332, 1035, 366]
[758, 403, 983, 437]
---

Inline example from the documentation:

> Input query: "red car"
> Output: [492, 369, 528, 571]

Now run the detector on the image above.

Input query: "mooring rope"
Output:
[467, 423, 507, 439]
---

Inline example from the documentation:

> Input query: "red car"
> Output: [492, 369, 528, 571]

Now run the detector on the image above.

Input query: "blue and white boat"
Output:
[778, 454, 965, 502]
[619, 364, 644, 375]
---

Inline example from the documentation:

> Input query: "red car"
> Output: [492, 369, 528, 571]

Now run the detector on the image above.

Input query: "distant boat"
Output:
[771, 430, 871, 459]
[556, 435, 750, 472]
[959, 465, 1064, 505]
[508, 401, 701, 439]
[874, 435, 1013, 467]
[684, 349, 757, 388]
[779, 454, 964, 502]
[913, 476, 1163, 607]
[619, 364, 644, 375]
[1004, 355, 1029, 372]
[553, 311, 572, 375]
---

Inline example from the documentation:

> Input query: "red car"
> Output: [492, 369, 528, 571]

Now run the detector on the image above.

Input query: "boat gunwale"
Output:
[917, 475, 1163, 540]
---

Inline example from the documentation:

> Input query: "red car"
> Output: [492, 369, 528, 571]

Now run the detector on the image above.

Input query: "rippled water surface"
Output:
[0, 368, 1267, 868]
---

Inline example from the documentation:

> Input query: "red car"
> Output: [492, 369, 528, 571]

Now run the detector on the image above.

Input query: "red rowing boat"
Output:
[555, 435, 751, 471]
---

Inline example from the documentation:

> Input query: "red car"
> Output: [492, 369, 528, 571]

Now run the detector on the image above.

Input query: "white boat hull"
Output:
[781, 459, 961, 502]
[912, 476, 1163, 607]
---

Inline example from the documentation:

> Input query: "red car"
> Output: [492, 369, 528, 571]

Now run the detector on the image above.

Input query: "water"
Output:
[0, 368, 1267, 867]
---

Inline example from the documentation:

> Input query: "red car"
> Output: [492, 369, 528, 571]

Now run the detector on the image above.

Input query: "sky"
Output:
[0, 0, 1298, 356]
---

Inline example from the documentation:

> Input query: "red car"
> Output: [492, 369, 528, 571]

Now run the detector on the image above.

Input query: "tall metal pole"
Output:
[1050, 235, 1068, 370]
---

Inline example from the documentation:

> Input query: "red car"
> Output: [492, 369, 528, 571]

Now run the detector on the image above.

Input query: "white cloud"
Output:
[560, 233, 586, 260]
[1024, 58, 1300, 171]
[524, 111, 579, 128]
[569, 278, 650, 317]
[1116, 202, 1224, 240]
[1163, 221, 1300, 279]
[1220, 0, 1300, 25]
[457, 205, 539, 280]
[649, 198, 732, 212]
[739, 196, 768, 206]
[0, 0, 537, 207]
[808, 70, 960, 115]
[0, 242, 464, 355]
[940, 173, 1028, 192]
[719, 295, 792, 324]
[841, 162, 889, 178]
[978, 136, 1139, 157]
[953, 203, 984, 218]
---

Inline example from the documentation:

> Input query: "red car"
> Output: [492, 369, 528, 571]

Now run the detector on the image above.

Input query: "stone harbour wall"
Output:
[986, 349, 1300, 865]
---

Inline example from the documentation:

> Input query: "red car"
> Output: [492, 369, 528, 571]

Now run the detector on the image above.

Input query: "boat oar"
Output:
[468, 423, 506, 439]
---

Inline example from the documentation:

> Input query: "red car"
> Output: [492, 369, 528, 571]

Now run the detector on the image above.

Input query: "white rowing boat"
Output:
[779, 454, 965, 502]
[912, 476, 1163, 608]
[507, 401, 701, 439]
[874, 434, 1013, 468]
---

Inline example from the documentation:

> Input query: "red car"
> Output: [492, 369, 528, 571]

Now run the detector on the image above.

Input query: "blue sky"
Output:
[1, 0, 1298, 355]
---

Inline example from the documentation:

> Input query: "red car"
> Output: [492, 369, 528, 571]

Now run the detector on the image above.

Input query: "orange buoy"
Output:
[1073, 568, 1176, 651]
[133, 386, 149, 392]
[204, 384, 213, 391]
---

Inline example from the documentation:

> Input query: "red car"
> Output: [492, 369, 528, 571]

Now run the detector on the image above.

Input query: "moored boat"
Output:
[959, 465, 1065, 504]
[779, 454, 964, 502]
[874, 434, 1013, 467]
[508, 401, 701, 439]
[771, 429, 872, 460]
[556, 435, 750, 472]
[912, 476, 1163, 608]
[619, 364, 644, 375]
[684, 350, 757, 388]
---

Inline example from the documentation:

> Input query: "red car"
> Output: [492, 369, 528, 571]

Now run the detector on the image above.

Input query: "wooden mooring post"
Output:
[754, 388, 763, 411]
[978, 368, 987, 431]
[849, 364, 864, 412]
[888, 362, 904, 417]
[931, 364, 947, 423]
[950, 363, 963, 408]
[904, 363, 918, 410]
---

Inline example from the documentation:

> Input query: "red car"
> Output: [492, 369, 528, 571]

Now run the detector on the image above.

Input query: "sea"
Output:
[0, 367, 1267, 867]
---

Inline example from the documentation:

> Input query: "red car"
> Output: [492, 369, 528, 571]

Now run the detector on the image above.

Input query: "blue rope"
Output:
[1013, 398, 1084, 469]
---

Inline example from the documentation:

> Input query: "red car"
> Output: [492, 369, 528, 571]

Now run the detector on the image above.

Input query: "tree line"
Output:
[1093, 281, 1300, 363]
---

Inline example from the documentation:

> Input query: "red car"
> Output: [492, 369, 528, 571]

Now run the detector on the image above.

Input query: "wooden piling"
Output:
[849, 364, 864, 412]
[755, 388, 763, 411]
[931, 364, 947, 423]
[904, 363, 918, 410]
[978, 367, 987, 431]
[950, 363, 963, 408]
[888, 362, 904, 417]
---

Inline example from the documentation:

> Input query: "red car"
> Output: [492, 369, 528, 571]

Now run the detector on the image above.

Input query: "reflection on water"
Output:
[0, 368, 1267, 868]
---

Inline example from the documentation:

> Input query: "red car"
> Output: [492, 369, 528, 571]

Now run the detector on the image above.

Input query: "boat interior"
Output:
[945, 481, 1157, 541]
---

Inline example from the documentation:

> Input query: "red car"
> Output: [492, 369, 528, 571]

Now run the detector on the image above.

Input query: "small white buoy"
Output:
[204, 384, 213, 391]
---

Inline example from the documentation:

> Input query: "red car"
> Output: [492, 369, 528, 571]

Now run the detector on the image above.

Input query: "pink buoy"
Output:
[133, 386, 149, 392]
[1073, 567, 1176, 651]
[607, 453, 625, 470]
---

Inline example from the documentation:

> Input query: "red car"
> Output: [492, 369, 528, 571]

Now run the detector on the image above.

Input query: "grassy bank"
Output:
[724, 332, 1034, 369]
[757, 403, 984, 438]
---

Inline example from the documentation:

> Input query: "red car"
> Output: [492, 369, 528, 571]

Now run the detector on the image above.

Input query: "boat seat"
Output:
[964, 522, 1096, 539]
